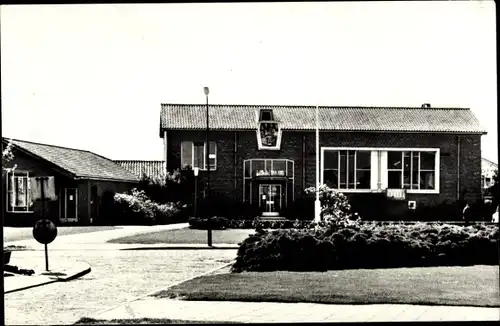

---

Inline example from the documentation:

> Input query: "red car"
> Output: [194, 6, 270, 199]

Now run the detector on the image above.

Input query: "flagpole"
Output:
[314, 105, 321, 223]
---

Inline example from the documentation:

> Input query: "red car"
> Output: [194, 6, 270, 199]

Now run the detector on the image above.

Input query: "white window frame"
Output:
[5, 170, 33, 213]
[181, 141, 217, 171]
[322, 150, 372, 191]
[321, 147, 440, 194]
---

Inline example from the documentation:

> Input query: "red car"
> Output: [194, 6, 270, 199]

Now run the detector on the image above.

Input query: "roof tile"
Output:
[160, 104, 486, 134]
[6, 139, 139, 182]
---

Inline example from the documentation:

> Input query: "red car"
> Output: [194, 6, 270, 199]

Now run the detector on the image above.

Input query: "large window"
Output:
[181, 141, 217, 170]
[323, 150, 371, 190]
[387, 151, 435, 190]
[321, 147, 439, 193]
[5, 170, 33, 212]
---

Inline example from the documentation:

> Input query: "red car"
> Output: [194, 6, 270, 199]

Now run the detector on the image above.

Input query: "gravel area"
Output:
[4, 249, 237, 325]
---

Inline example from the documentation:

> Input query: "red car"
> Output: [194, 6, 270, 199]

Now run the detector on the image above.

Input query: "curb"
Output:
[4, 277, 59, 294]
[93, 260, 235, 318]
[4, 262, 92, 294]
[120, 245, 239, 251]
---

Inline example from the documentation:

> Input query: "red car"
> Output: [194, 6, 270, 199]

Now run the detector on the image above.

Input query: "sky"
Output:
[1, 1, 497, 162]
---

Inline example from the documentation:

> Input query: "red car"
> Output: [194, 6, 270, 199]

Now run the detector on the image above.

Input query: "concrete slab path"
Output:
[96, 298, 500, 322]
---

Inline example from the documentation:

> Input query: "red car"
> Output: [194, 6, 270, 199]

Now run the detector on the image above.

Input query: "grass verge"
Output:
[154, 265, 499, 307]
[107, 228, 254, 245]
[74, 317, 238, 324]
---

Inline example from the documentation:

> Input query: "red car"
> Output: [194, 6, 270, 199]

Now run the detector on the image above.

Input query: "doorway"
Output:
[259, 184, 282, 217]
[64, 188, 78, 222]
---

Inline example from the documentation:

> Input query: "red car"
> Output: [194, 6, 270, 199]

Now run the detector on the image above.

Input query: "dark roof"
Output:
[160, 104, 486, 134]
[4, 138, 139, 182]
[114, 160, 166, 179]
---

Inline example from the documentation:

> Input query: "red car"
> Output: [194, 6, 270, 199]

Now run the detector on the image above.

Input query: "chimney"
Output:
[421, 103, 431, 108]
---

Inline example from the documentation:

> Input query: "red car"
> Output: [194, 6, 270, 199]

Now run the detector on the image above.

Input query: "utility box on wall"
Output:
[408, 200, 417, 210]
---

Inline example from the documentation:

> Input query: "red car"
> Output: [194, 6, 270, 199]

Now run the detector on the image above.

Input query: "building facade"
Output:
[481, 157, 497, 190]
[160, 104, 486, 219]
[2, 138, 139, 226]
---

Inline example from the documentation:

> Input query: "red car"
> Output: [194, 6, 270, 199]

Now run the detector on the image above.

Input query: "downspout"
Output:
[302, 134, 306, 198]
[457, 136, 461, 201]
[163, 130, 168, 175]
[234, 132, 237, 202]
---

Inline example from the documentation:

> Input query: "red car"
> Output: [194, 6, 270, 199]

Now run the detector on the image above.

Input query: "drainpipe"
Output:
[302, 135, 306, 198]
[234, 132, 237, 202]
[457, 136, 461, 201]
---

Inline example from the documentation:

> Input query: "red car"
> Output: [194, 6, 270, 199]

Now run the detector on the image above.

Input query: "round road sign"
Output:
[33, 219, 58, 245]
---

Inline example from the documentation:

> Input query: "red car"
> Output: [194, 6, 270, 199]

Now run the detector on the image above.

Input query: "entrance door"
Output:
[259, 184, 282, 217]
[65, 188, 78, 222]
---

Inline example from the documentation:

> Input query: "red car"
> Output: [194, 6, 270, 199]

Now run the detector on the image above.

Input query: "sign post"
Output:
[33, 219, 57, 271]
[32, 176, 57, 271]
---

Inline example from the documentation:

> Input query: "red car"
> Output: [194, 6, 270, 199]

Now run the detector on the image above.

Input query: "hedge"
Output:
[231, 222, 499, 272]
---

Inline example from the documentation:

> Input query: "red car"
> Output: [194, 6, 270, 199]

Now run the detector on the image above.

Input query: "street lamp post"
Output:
[193, 167, 199, 218]
[204, 86, 212, 247]
[315, 105, 321, 223]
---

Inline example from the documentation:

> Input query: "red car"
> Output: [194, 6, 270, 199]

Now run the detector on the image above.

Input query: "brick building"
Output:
[2, 138, 139, 226]
[159, 103, 486, 219]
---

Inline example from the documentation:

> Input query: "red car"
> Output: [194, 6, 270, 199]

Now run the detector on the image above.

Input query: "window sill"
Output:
[7, 210, 34, 214]
[406, 189, 439, 194]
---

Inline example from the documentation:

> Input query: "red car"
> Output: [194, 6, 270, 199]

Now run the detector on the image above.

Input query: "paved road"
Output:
[4, 225, 237, 325]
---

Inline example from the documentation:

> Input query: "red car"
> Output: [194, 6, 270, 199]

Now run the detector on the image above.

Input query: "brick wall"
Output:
[165, 130, 483, 211]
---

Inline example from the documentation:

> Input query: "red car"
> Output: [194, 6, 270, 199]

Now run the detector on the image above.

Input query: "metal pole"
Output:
[39, 177, 49, 271]
[206, 91, 212, 247]
[314, 105, 321, 223]
[194, 175, 198, 218]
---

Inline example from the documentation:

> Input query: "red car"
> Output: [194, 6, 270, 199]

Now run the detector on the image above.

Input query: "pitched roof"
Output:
[4, 138, 139, 182]
[114, 160, 166, 179]
[160, 104, 486, 134]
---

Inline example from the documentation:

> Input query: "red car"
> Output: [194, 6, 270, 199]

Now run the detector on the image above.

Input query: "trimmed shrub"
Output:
[188, 216, 230, 230]
[231, 222, 499, 272]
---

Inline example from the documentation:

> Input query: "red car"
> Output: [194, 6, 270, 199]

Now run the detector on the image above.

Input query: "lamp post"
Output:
[204, 86, 212, 247]
[314, 105, 321, 223]
[193, 167, 199, 218]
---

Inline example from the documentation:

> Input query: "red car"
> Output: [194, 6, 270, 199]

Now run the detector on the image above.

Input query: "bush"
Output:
[305, 185, 361, 230]
[111, 188, 180, 225]
[231, 222, 499, 272]
[188, 216, 230, 230]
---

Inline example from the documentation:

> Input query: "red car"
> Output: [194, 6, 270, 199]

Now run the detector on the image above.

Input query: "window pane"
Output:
[412, 154, 419, 189]
[180, 141, 193, 167]
[356, 151, 371, 169]
[323, 151, 338, 169]
[209, 158, 216, 169]
[356, 170, 371, 189]
[388, 151, 402, 169]
[420, 151, 435, 170]
[193, 143, 204, 169]
[388, 171, 402, 188]
[252, 160, 265, 176]
[403, 152, 411, 189]
[420, 171, 435, 190]
[273, 160, 286, 174]
[15, 177, 27, 207]
[339, 151, 347, 187]
[348, 152, 355, 189]
[209, 141, 216, 155]
[323, 170, 338, 188]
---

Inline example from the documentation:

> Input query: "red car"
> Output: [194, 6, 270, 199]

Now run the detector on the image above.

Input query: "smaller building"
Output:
[114, 160, 166, 180]
[481, 157, 497, 189]
[2, 138, 139, 226]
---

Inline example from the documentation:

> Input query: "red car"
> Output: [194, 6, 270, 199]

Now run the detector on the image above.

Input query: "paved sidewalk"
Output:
[4, 261, 91, 294]
[4, 223, 189, 250]
[96, 299, 500, 322]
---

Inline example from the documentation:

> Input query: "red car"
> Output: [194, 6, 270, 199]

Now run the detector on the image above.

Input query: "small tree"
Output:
[2, 139, 16, 174]
[305, 184, 360, 230]
[486, 170, 498, 207]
